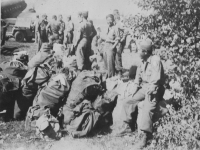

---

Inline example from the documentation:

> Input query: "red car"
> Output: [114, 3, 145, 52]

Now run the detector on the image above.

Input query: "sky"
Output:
[25, 0, 143, 19]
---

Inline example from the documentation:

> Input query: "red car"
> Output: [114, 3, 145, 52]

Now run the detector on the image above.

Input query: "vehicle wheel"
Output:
[26, 36, 32, 42]
[15, 31, 24, 42]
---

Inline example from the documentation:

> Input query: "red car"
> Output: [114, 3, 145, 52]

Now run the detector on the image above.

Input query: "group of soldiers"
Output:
[34, 9, 128, 77]
[34, 13, 74, 50]
[0, 9, 166, 149]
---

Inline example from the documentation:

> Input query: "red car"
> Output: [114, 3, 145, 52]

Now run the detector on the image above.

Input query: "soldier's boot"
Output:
[114, 122, 132, 137]
[133, 131, 151, 150]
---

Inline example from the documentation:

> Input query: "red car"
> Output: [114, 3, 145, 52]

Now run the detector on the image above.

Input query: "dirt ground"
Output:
[0, 39, 150, 150]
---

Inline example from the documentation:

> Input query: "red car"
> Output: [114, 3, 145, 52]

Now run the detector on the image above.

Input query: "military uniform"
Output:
[34, 18, 39, 43]
[103, 25, 120, 77]
[48, 20, 60, 42]
[58, 20, 65, 44]
[121, 55, 165, 133]
[66, 20, 74, 44]
[38, 20, 48, 51]
[115, 21, 127, 72]
[75, 19, 92, 70]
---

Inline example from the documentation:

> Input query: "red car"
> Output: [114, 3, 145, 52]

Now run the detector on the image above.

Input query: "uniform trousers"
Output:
[76, 38, 91, 70]
[121, 84, 164, 133]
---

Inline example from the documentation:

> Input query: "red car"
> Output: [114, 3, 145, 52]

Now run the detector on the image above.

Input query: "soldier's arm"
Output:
[148, 56, 162, 94]
[74, 24, 83, 47]
[130, 65, 141, 96]
[112, 26, 121, 49]
[68, 22, 74, 32]
[90, 26, 97, 39]
[37, 22, 41, 37]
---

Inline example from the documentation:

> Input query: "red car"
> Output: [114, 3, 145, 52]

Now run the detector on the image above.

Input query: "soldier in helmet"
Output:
[115, 39, 165, 149]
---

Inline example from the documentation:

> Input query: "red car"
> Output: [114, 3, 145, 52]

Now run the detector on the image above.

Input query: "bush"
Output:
[125, 0, 200, 149]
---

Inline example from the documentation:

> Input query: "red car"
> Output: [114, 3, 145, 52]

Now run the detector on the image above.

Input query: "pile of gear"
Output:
[0, 42, 118, 139]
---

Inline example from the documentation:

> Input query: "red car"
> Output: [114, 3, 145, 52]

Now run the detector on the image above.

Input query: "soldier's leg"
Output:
[106, 47, 116, 77]
[76, 40, 87, 70]
[115, 44, 123, 72]
[68, 32, 72, 44]
[59, 33, 64, 44]
[140, 94, 157, 133]
[115, 88, 145, 136]
[71, 32, 74, 44]
[84, 42, 92, 70]
[38, 38, 42, 52]
[121, 88, 145, 124]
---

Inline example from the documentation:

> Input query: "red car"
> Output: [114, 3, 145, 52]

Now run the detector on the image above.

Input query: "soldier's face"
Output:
[138, 48, 148, 60]
[59, 16, 62, 21]
[106, 17, 114, 27]
[78, 15, 83, 22]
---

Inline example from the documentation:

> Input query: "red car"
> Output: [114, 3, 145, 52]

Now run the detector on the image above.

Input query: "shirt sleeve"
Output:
[114, 26, 121, 41]
[149, 56, 163, 90]
[134, 64, 142, 87]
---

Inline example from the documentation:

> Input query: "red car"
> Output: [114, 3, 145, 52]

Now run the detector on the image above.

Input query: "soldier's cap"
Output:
[106, 14, 114, 21]
[67, 15, 71, 18]
[82, 11, 88, 18]
[137, 39, 153, 52]
[42, 13, 47, 18]
[113, 9, 119, 15]
[40, 43, 53, 52]
[96, 26, 101, 30]
[52, 15, 57, 19]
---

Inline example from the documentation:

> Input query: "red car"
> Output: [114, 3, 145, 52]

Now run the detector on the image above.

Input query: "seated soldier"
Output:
[115, 39, 165, 149]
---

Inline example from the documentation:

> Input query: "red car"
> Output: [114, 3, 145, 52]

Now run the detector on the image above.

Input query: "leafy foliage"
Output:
[125, 0, 200, 149]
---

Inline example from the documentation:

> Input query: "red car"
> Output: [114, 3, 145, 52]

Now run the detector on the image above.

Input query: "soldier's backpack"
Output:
[33, 73, 72, 117]
[92, 91, 118, 127]
[66, 70, 102, 109]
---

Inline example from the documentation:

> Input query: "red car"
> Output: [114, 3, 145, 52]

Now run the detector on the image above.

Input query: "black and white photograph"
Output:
[1, 0, 200, 149]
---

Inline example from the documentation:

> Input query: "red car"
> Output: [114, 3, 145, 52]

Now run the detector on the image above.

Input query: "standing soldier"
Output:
[88, 19, 97, 55]
[34, 15, 39, 43]
[115, 39, 165, 149]
[91, 26, 103, 55]
[46, 15, 60, 42]
[74, 11, 92, 71]
[58, 14, 65, 44]
[102, 14, 120, 77]
[65, 15, 74, 45]
[38, 14, 48, 51]
[113, 11, 129, 76]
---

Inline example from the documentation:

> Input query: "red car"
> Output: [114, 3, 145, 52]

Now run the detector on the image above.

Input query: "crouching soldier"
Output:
[115, 39, 165, 149]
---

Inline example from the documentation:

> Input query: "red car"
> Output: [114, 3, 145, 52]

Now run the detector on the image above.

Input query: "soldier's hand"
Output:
[147, 88, 155, 95]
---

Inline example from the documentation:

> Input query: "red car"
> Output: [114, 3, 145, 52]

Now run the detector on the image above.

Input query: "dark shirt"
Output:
[78, 20, 92, 39]
[58, 20, 65, 34]
[49, 21, 60, 34]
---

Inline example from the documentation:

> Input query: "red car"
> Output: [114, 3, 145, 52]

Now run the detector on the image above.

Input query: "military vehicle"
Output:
[6, 12, 36, 42]
[1, 0, 36, 42]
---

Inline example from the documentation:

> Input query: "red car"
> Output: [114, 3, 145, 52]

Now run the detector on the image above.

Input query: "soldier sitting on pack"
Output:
[115, 38, 165, 149]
